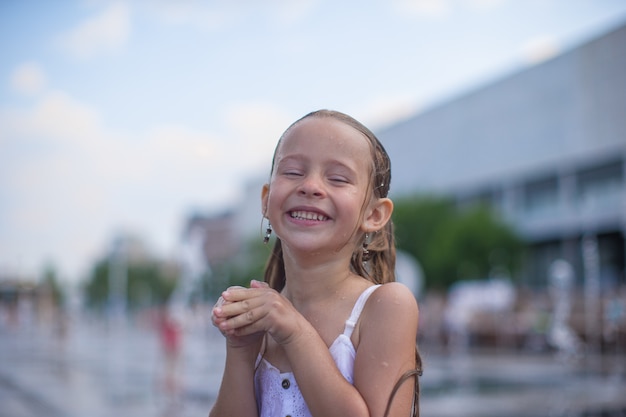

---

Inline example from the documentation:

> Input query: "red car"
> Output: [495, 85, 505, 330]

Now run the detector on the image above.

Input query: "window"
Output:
[576, 159, 623, 210]
[524, 176, 559, 216]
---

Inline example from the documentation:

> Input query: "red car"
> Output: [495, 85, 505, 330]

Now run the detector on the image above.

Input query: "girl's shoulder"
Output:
[353, 282, 418, 355]
[362, 282, 419, 326]
[371, 281, 418, 303]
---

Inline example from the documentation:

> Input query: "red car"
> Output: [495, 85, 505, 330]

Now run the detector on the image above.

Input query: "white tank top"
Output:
[254, 284, 381, 417]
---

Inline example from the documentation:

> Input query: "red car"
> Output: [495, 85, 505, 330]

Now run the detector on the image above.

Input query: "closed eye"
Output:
[329, 176, 350, 184]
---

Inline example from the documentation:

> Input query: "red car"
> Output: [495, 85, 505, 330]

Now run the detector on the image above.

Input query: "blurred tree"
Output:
[204, 238, 272, 299]
[393, 195, 524, 290]
[41, 264, 65, 307]
[84, 258, 178, 311]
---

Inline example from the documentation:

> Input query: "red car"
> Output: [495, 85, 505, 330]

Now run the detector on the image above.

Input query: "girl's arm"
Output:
[352, 282, 419, 417]
[208, 342, 260, 417]
[285, 282, 418, 417]
[209, 288, 264, 417]
[281, 316, 372, 416]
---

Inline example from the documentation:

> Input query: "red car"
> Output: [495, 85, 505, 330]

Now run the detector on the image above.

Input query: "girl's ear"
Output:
[363, 197, 393, 232]
[261, 183, 270, 217]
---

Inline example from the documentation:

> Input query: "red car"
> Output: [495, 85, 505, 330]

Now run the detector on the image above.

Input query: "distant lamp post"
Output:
[582, 234, 601, 360]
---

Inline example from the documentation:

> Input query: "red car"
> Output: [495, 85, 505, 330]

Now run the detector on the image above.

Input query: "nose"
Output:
[297, 175, 325, 197]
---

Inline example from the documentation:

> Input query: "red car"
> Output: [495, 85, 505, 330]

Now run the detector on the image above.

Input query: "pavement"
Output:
[1, 313, 626, 417]
[0, 312, 225, 417]
[419, 349, 626, 417]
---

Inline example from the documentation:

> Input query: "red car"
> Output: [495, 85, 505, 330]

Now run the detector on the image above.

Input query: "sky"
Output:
[1, 0, 626, 285]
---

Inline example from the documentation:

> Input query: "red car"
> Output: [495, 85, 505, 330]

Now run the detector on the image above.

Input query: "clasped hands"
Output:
[211, 280, 300, 347]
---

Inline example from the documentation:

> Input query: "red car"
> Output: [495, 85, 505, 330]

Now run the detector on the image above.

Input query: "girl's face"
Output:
[262, 116, 373, 256]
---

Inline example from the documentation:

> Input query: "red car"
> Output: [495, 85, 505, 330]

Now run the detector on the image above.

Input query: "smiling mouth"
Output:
[289, 210, 328, 221]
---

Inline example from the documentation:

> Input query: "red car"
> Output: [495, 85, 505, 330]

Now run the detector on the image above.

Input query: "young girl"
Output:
[210, 110, 422, 417]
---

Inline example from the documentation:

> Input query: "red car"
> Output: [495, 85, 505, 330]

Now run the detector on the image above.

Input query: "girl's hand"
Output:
[215, 280, 303, 346]
[211, 285, 243, 329]
[212, 285, 264, 348]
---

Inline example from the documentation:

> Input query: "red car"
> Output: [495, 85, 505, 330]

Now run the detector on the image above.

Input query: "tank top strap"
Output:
[343, 284, 381, 338]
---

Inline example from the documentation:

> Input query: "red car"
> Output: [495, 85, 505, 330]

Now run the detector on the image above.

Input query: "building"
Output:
[181, 211, 241, 268]
[378, 21, 626, 289]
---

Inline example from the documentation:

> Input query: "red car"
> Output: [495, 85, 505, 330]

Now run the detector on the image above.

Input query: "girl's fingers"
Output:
[219, 299, 266, 330]
[250, 279, 269, 288]
[220, 292, 281, 332]
[221, 285, 272, 305]
[213, 286, 249, 319]
[212, 283, 269, 337]
[219, 312, 267, 336]
[213, 282, 282, 335]
[212, 295, 232, 324]
[213, 296, 226, 309]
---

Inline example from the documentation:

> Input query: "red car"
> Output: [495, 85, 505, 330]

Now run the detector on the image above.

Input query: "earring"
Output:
[263, 222, 272, 244]
[362, 233, 370, 262]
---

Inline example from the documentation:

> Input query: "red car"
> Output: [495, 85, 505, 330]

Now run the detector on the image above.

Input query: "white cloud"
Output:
[271, 0, 319, 26]
[392, 0, 504, 17]
[0, 92, 114, 279]
[0, 90, 289, 281]
[140, 0, 235, 30]
[464, 0, 504, 11]
[3, 90, 102, 146]
[141, 0, 318, 31]
[393, 0, 451, 18]
[10, 62, 47, 95]
[223, 102, 292, 171]
[57, 2, 131, 59]
[0, 92, 231, 198]
[355, 95, 423, 131]
[139, 125, 224, 184]
[521, 35, 560, 64]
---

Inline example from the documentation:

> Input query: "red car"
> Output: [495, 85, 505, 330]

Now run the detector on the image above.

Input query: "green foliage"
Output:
[392, 195, 524, 290]
[187, 238, 273, 301]
[210, 238, 272, 296]
[41, 265, 65, 307]
[84, 258, 178, 311]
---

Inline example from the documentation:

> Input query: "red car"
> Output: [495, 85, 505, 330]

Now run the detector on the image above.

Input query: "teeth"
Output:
[290, 211, 328, 221]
